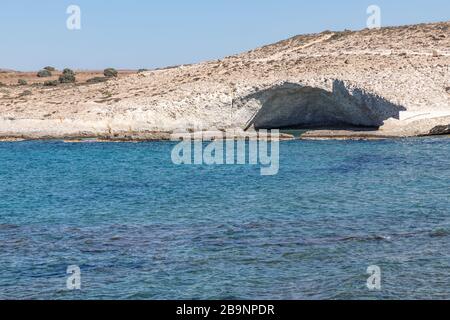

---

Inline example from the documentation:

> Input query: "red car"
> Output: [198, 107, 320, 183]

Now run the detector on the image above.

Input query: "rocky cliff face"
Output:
[237, 80, 406, 130]
[1, 21, 449, 140]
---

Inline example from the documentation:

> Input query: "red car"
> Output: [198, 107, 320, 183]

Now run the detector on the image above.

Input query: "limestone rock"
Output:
[1, 21, 450, 140]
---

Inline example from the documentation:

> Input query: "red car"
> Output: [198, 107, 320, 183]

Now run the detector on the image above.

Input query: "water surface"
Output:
[0, 138, 449, 299]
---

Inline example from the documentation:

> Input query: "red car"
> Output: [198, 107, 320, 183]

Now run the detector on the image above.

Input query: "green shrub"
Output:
[37, 69, 52, 78]
[18, 79, 28, 86]
[104, 68, 118, 78]
[43, 80, 58, 87]
[86, 77, 109, 84]
[62, 68, 75, 75]
[59, 68, 76, 83]
[138, 69, 148, 73]
[44, 66, 56, 72]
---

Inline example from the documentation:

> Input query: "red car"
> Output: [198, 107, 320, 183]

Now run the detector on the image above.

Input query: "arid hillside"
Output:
[0, 69, 136, 86]
[1, 21, 450, 140]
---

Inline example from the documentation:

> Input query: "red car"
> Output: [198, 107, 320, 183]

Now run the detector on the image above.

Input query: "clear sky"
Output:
[1, 0, 449, 71]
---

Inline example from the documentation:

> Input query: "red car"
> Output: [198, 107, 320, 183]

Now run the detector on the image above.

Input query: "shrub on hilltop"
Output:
[44, 80, 58, 87]
[44, 66, 56, 72]
[86, 77, 109, 84]
[37, 69, 52, 78]
[59, 68, 76, 84]
[104, 68, 118, 78]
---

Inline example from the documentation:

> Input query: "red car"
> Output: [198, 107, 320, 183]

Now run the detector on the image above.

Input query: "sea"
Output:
[0, 137, 449, 299]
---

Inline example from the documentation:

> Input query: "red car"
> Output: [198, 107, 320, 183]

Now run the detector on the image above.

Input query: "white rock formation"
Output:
[1, 21, 449, 140]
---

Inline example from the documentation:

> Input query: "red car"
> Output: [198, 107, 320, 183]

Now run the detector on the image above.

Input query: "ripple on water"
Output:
[0, 139, 449, 299]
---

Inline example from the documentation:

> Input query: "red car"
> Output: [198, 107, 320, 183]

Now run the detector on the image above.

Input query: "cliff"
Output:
[1, 21, 449, 140]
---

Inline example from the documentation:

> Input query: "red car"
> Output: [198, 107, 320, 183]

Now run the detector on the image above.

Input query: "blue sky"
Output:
[1, 0, 449, 71]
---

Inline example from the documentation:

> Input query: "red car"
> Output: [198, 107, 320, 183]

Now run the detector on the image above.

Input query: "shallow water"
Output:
[0, 138, 449, 299]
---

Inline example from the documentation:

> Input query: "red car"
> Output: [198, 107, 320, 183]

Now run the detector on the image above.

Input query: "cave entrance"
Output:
[242, 81, 406, 131]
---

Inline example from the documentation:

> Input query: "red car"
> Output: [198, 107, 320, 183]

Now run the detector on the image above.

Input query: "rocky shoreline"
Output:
[1, 129, 448, 143]
[1, 21, 449, 140]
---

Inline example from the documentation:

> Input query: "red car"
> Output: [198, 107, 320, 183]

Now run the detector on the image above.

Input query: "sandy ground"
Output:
[1, 21, 450, 140]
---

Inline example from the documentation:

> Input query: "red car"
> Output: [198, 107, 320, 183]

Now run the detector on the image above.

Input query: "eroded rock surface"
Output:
[238, 81, 406, 130]
[430, 124, 450, 135]
[1, 21, 450, 140]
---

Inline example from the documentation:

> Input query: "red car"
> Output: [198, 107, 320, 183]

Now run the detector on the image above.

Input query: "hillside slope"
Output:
[1, 21, 450, 140]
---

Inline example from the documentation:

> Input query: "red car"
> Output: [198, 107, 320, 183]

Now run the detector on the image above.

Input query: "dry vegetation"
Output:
[0, 69, 136, 86]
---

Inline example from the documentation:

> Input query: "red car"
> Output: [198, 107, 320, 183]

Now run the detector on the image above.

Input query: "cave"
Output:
[240, 81, 406, 131]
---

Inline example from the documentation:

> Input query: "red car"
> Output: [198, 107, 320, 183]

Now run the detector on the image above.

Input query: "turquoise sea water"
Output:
[0, 138, 449, 300]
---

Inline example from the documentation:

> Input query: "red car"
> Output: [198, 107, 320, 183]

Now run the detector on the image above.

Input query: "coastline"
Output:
[1, 130, 448, 143]
[1, 21, 450, 141]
